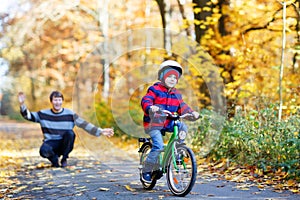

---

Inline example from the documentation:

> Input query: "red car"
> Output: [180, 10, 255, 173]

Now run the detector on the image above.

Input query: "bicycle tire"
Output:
[166, 145, 197, 196]
[139, 142, 157, 190]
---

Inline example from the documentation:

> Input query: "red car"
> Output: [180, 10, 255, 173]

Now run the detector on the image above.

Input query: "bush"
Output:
[194, 105, 300, 181]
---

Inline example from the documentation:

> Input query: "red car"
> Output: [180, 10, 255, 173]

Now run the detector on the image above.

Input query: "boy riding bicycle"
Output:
[141, 60, 199, 183]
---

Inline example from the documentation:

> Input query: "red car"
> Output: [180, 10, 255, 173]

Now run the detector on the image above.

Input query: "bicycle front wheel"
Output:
[166, 145, 197, 197]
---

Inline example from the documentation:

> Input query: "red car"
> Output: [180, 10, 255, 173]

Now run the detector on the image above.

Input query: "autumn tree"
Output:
[1, 0, 299, 118]
[197, 0, 299, 115]
[1, 0, 104, 110]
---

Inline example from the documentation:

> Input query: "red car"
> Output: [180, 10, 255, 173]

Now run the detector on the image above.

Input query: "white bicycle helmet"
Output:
[158, 60, 183, 81]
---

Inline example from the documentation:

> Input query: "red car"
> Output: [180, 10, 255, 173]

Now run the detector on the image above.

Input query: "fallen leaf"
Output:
[286, 179, 296, 187]
[257, 184, 265, 190]
[32, 187, 43, 191]
[290, 188, 300, 193]
[122, 174, 133, 177]
[124, 185, 136, 192]
[86, 175, 96, 178]
[251, 191, 261, 195]
[99, 187, 110, 191]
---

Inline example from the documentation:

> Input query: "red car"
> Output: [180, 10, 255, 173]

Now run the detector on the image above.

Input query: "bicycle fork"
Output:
[172, 142, 188, 172]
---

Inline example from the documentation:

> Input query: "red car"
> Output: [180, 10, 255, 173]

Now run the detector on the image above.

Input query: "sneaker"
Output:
[142, 172, 152, 183]
[61, 158, 67, 168]
[49, 156, 59, 167]
[51, 162, 60, 167]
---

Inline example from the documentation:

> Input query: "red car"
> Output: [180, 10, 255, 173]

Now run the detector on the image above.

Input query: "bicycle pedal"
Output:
[139, 138, 150, 143]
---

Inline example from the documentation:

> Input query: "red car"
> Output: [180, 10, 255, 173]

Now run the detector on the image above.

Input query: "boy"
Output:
[18, 91, 114, 167]
[141, 60, 199, 182]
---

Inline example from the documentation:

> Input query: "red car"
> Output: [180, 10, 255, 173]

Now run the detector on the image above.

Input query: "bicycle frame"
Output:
[139, 110, 198, 196]
[159, 118, 182, 173]
[139, 111, 194, 176]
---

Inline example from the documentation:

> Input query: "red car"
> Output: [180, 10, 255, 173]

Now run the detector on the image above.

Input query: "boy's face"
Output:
[51, 97, 63, 112]
[164, 74, 178, 89]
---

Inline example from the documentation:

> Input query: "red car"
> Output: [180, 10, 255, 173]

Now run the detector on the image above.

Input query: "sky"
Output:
[0, 0, 14, 90]
[0, 0, 17, 89]
[0, 59, 9, 91]
[0, 0, 17, 13]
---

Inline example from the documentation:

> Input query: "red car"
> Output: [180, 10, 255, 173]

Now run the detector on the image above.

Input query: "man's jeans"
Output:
[144, 122, 188, 173]
[39, 131, 76, 163]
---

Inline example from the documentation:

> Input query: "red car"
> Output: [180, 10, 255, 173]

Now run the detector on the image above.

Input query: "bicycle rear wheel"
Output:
[139, 142, 157, 190]
[166, 145, 197, 196]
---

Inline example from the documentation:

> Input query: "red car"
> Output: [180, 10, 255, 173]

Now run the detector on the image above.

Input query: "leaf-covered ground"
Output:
[0, 119, 299, 199]
[196, 158, 300, 194]
[0, 119, 139, 199]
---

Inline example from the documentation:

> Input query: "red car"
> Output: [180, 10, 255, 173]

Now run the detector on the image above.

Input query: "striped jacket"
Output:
[20, 105, 103, 141]
[141, 82, 193, 133]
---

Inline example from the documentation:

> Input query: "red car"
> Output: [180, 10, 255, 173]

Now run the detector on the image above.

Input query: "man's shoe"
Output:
[51, 162, 60, 167]
[142, 172, 152, 183]
[49, 156, 59, 167]
[61, 159, 67, 168]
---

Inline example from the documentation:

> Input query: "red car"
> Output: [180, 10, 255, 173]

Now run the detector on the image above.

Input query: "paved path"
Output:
[0, 120, 299, 199]
[3, 156, 299, 200]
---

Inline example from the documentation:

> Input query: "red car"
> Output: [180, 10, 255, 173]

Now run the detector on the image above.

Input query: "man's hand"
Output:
[101, 128, 114, 138]
[18, 92, 25, 105]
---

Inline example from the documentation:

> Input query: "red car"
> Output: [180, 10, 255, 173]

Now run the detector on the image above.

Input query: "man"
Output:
[18, 91, 114, 167]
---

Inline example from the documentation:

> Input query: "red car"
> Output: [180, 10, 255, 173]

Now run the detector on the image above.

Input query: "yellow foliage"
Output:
[200, 25, 206, 29]
[222, 71, 231, 80]
[2, 47, 24, 61]
[203, 6, 211, 12]
[193, 7, 202, 14]
[194, 19, 201, 25]
[212, 7, 219, 13]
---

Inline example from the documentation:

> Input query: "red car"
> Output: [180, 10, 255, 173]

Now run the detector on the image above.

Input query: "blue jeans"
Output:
[144, 122, 188, 171]
[39, 131, 75, 163]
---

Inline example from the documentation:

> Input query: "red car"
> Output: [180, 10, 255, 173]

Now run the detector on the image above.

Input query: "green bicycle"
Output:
[138, 110, 198, 197]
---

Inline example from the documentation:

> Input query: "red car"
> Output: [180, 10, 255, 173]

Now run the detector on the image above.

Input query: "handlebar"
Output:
[152, 109, 198, 121]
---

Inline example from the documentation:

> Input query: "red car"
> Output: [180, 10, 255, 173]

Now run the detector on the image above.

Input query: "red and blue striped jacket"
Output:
[141, 82, 193, 133]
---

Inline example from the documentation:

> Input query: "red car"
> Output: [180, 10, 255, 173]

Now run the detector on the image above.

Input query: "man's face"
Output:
[51, 97, 63, 112]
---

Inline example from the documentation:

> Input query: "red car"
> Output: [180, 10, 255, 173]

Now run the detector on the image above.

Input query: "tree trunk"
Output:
[193, 0, 212, 43]
[156, 0, 171, 53]
[23, 51, 36, 103]
[176, 0, 192, 36]
[98, 0, 110, 101]
[278, 1, 287, 121]
[218, 0, 229, 36]
[292, 0, 300, 73]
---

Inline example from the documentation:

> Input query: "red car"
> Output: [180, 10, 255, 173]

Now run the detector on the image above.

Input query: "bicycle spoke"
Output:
[167, 145, 197, 196]
[139, 143, 157, 190]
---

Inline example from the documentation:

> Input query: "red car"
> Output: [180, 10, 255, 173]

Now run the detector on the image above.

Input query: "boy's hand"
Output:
[150, 105, 160, 113]
[101, 128, 114, 138]
[18, 92, 25, 105]
[192, 111, 200, 120]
